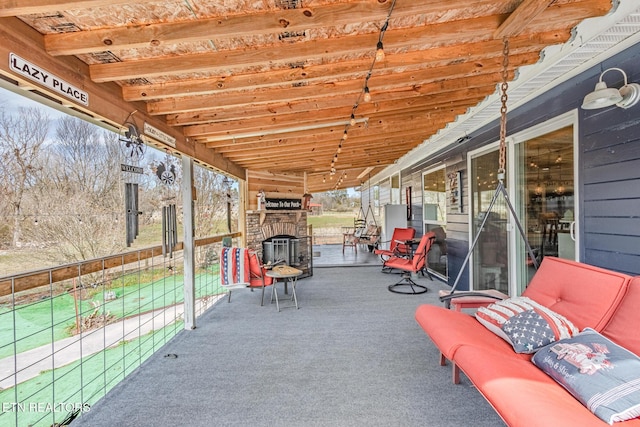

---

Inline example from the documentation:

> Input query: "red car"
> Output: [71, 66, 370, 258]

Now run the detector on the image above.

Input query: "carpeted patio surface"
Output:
[72, 266, 504, 427]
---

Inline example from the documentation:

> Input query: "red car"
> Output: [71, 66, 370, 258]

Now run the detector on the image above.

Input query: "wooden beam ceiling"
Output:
[0, 0, 614, 192]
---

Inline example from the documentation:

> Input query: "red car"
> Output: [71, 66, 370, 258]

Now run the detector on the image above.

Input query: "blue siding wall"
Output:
[580, 51, 640, 274]
[413, 41, 640, 283]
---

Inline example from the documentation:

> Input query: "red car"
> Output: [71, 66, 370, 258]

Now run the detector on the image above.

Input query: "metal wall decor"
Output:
[447, 171, 462, 213]
[120, 121, 146, 161]
[155, 161, 176, 185]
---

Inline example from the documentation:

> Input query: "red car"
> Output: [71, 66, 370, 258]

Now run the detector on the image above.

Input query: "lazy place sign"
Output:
[10, 53, 89, 106]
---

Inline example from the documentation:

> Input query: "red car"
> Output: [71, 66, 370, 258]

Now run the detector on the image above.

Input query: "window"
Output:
[422, 167, 447, 278]
[423, 168, 446, 224]
[390, 174, 400, 204]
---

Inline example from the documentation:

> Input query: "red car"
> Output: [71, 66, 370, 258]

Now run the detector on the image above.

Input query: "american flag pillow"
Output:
[475, 296, 579, 353]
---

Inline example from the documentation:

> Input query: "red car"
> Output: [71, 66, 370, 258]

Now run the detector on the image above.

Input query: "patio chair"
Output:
[374, 227, 416, 271]
[220, 247, 274, 305]
[342, 218, 367, 253]
[384, 231, 436, 294]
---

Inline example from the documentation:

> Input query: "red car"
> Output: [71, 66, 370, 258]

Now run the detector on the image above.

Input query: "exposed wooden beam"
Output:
[89, 14, 509, 83]
[127, 51, 538, 109]
[168, 97, 477, 129]
[494, 0, 557, 39]
[191, 107, 468, 145]
[165, 89, 495, 126]
[0, 0, 157, 17]
[215, 127, 449, 159]
[149, 71, 512, 116]
[123, 32, 559, 102]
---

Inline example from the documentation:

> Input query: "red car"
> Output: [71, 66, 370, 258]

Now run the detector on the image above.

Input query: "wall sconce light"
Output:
[581, 67, 640, 110]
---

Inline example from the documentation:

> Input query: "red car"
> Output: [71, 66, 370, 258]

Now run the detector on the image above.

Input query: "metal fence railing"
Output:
[0, 233, 240, 427]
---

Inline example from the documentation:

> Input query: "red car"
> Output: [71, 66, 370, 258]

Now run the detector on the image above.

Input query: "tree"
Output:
[26, 117, 125, 263]
[0, 106, 49, 247]
[193, 167, 231, 237]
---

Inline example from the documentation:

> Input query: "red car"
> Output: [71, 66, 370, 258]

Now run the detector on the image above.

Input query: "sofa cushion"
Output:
[455, 345, 622, 427]
[532, 328, 640, 424]
[475, 296, 578, 353]
[522, 257, 631, 331]
[415, 304, 516, 361]
[602, 277, 640, 357]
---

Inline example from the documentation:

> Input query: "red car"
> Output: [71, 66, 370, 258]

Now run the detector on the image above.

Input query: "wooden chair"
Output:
[342, 218, 367, 253]
[384, 232, 436, 294]
[220, 247, 274, 305]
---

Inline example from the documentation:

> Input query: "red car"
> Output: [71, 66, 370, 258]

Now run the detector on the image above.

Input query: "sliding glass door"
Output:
[513, 118, 577, 294]
[469, 147, 509, 294]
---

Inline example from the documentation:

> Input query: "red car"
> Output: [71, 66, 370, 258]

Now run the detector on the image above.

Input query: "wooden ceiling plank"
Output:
[0, 0, 157, 17]
[201, 121, 455, 149]
[165, 87, 501, 126]
[44, 1, 383, 55]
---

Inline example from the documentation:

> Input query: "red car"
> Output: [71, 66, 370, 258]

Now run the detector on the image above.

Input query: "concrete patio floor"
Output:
[312, 243, 382, 268]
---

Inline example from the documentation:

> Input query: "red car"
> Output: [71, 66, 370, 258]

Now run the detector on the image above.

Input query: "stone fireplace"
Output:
[245, 210, 310, 274]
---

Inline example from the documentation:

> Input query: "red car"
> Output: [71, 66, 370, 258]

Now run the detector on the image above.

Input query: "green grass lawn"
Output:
[0, 267, 221, 359]
[307, 211, 357, 228]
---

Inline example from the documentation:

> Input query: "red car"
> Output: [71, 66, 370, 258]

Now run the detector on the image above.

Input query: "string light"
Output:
[325, 0, 396, 181]
[363, 86, 371, 102]
[375, 41, 385, 61]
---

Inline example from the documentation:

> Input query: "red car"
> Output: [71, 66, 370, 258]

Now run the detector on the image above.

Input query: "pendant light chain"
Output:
[498, 37, 509, 181]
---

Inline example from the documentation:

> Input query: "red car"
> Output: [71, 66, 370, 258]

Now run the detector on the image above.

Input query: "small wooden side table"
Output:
[266, 266, 303, 312]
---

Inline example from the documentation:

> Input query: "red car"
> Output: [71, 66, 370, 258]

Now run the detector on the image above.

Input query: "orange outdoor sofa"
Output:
[415, 257, 640, 426]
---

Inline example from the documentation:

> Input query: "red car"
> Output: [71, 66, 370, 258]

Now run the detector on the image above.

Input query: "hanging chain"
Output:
[498, 37, 509, 181]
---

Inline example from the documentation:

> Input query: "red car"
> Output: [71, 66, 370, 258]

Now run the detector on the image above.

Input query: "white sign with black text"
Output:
[9, 53, 89, 106]
[144, 122, 176, 148]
